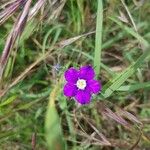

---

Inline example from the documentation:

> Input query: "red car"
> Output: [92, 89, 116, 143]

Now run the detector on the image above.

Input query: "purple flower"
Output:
[63, 65, 102, 105]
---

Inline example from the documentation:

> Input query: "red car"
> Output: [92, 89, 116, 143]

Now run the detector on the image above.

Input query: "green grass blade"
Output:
[117, 82, 150, 92]
[94, 0, 103, 77]
[110, 17, 149, 48]
[0, 95, 17, 107]
[101, 47, 150, 98]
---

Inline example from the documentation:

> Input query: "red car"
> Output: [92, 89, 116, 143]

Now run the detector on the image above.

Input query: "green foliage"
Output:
[94, 0, 103, 77]
[101, 47, 150, 98]
[45, 82, 66, 150]
[0, 0, 150, 149]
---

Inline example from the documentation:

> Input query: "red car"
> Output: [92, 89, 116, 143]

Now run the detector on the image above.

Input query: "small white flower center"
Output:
[76, 79, 87, 90]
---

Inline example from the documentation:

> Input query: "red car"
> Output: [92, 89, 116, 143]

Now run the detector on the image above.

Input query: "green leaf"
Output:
[94, 0, 103, 77]
[0, 95, 17, 107]
[45, 82, 65, 150]
[117, 82, 150, 92]
[101, 47, 150, 98]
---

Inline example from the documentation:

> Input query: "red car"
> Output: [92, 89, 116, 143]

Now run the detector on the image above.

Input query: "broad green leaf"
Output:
[45, 81, 65, 150]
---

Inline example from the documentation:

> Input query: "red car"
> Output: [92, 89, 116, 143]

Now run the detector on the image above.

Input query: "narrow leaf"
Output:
[117, 82, 150, 92]
[94, 0, 103, 77]
[101, 47, 150, 98]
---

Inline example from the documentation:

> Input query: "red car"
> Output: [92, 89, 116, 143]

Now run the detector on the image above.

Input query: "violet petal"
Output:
[75, 90, 91, 104]
[64, 67, 78, 83]
[79, 65, 95, 80]
[88, 79, 101, 94]
[63, 83, 77, 97]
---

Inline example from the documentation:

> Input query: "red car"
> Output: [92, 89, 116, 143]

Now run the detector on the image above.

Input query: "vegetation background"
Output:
[0, 0, 150, 149]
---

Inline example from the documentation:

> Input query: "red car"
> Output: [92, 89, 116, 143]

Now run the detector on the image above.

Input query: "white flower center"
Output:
[76, 79, 87, 90]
